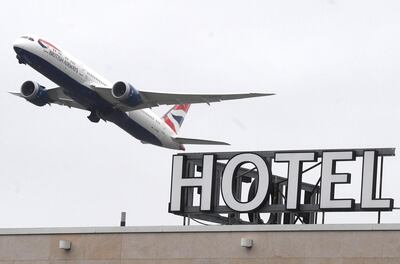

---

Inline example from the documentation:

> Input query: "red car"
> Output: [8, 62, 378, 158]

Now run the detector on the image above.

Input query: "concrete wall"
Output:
[0, 224, 399, 264]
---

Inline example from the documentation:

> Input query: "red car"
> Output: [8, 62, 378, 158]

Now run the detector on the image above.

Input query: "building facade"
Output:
[0, 224, 399, 263]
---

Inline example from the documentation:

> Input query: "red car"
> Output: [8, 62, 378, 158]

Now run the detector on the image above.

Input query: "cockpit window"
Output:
[21, 36, 34, 41]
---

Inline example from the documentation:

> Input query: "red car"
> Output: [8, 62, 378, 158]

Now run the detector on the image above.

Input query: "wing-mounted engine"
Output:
[20, 81, 49, 106]
[111, 81, 142, 107]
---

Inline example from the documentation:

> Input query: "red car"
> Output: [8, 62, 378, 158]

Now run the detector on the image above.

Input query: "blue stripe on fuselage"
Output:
[14, 47, 162, 146]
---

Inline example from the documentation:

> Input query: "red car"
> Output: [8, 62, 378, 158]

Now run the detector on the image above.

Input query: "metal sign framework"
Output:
[169, 148, 395, 225]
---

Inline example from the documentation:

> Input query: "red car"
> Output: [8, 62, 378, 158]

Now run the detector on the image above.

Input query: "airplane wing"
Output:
[92, 87, 274, 112]
[173, 137, 230, 145]
[10, 87, 86, 110]
[137, 91, 274, 108]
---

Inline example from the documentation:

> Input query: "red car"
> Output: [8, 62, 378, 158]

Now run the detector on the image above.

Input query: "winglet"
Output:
[252, 93, 275, 96]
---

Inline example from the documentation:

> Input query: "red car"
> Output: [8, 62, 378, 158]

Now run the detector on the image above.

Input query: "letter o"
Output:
[221, 153, 270, 212]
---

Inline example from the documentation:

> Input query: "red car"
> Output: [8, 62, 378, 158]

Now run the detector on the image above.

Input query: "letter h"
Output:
[169, 155, 215, 212]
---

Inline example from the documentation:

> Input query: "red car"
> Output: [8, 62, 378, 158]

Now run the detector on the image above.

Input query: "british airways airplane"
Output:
[11, 35, 273, 150]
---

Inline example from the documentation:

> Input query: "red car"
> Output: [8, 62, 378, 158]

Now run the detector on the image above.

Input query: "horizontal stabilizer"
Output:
[174, 137, 230, 146]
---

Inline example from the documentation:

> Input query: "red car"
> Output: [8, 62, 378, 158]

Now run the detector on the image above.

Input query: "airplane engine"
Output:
[20, 81, 49, 106]
[111, 81, 142, 107]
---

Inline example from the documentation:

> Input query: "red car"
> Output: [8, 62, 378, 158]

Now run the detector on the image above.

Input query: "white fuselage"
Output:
[13, 36, 183, 150]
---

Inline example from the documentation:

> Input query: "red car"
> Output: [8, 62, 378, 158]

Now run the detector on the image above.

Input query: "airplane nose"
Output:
[13, 38, 23, 48]
[13, 38, 25, 52]
[13, 38, 29, 64]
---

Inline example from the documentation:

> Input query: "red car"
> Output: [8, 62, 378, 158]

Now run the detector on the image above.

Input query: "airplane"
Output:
[11, 35, 274, 150]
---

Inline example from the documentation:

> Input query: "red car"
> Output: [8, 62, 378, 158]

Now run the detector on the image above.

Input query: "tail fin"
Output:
[163, 104, 191, 134]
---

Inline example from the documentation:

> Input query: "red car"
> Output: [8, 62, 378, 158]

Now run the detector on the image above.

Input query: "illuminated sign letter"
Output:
[169, 155, 215, 212]
[361, 151, 394, 209]
[275, 152, 317, 210]
[221, 153, 270, 212]
[320, 151, 355, 210]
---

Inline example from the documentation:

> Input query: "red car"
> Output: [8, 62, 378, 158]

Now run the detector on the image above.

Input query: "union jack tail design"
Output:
[163, 104, 191, 134]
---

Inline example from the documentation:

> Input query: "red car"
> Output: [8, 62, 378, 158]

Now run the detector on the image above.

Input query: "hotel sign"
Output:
[169, 148, 395, 223]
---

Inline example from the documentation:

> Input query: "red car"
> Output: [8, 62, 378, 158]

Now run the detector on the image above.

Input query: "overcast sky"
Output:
[1, 0, 400, 227]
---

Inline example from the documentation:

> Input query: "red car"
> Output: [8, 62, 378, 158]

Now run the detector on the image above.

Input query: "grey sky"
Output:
[1, 0, 400, 227]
